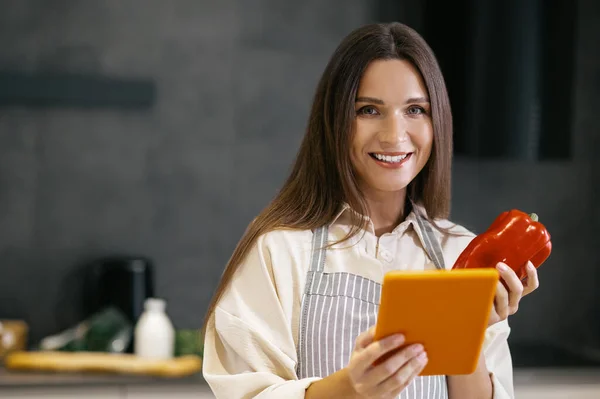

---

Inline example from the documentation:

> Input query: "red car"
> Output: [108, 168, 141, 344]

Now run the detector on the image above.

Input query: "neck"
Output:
[362, 189, 408, 237]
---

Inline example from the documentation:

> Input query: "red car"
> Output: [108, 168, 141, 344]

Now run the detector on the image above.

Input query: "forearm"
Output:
[447, 352, 493, 399]
[305, 368, 358, 399]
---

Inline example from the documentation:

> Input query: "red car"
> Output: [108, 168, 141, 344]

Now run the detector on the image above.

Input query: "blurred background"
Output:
[0, 0, 598, 382]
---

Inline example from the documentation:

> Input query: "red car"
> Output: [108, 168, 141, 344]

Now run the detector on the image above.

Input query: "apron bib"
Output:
[296, 214, 449, 399]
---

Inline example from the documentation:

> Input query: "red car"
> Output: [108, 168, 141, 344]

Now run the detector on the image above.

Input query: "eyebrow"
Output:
[355, 96, 430, 105]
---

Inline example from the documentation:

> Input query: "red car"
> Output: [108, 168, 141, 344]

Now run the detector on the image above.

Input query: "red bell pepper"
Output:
[452, 210, 552, 280]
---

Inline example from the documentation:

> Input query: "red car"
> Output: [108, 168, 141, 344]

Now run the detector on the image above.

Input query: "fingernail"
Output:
[496, 263, 508, 271]
[528, 262, 535, 270]
[413, 344, 424, 353]
[395, 334, 405, 344]
[417, 352, 428, 362]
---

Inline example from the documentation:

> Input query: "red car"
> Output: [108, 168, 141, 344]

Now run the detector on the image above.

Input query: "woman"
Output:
[202, 22, 539, 399]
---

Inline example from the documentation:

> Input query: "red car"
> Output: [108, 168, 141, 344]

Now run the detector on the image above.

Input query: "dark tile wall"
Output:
[0, 0, 374, 344]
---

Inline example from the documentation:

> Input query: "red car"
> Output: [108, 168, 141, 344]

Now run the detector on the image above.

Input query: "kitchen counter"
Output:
[3, 367, 599, 387]
[2, 366, 599, 386]
[514, 368, 600, 399]
[514, 367, 600, 385]
[0, 367, 206, 387]
[2, 366, 600, 399]
[0, 368, 213, 399]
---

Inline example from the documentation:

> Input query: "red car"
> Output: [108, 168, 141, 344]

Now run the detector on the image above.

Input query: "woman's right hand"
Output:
[346, 326, 428, 399]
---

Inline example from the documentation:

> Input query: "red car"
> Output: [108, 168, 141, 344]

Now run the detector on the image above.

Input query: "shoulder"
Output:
[435, 218, 476, 238]
[242, 227, 315, 283]
[218, 227, 315, 314]
[432, 218, 477, 269]
[255, 227, 314, 258]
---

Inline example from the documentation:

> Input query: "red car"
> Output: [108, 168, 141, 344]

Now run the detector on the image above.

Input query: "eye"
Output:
[357, 105, 380, 116]
[407, 105, 426, 115]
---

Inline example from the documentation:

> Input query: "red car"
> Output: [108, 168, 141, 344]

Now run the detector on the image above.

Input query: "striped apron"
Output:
[296, 214, 448, 399]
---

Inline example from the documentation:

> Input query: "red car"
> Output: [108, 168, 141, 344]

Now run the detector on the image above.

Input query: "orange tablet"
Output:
[374, 268, 499, 376]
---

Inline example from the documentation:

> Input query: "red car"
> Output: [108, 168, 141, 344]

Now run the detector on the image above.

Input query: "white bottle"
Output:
[134, 298, 175, 360]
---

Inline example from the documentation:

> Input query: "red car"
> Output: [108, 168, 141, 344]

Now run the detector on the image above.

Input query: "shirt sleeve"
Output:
[483, 319, 515, 398]
[202, 234, 320, 399]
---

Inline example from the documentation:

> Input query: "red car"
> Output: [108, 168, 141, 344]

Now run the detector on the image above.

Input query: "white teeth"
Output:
[373, 153, 409, 163]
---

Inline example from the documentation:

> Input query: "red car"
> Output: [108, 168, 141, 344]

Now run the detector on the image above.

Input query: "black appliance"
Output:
[85, 255, 155, 352]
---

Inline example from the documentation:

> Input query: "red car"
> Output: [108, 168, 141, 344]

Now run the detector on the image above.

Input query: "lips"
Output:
[369, 152, 412, 164]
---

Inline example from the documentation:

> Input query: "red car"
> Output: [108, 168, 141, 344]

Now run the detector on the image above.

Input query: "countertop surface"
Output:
[0, 367, 206, 387]
[513, 367, 600, 385]
[1, 367, 600, 388]
[3, 340, 600, 388]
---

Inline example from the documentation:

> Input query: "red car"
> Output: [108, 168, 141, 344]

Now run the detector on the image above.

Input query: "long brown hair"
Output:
[202, 22, 453, 332]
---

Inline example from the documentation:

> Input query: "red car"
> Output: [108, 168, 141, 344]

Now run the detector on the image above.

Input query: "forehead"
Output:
[357, 59, 428, 100]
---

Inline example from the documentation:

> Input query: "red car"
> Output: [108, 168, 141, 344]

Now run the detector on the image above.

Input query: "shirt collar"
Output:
[331, 201, 422, 236]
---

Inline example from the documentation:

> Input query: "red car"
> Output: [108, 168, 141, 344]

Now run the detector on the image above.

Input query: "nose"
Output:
[379, 111, 408, 147]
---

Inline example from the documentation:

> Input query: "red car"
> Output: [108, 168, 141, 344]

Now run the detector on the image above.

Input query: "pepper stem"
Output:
[530, 213, 539, 222]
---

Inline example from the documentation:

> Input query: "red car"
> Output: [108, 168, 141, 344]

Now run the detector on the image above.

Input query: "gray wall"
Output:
[0, 0, 598, 361]
[0, 0, 376, 344]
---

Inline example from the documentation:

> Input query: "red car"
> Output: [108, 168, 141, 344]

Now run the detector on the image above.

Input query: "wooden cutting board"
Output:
[4, 351, 202, 378]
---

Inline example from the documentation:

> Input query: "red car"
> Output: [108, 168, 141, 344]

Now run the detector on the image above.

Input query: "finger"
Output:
[487, 308, 500, 327]
[363, 343, 423, 385]
[494, 280, 510, 320]
[378, 350, 428, 396]
[354, 326, 376, 351]
[354, 333, 405, 374]
[388, 354, 428, 398]
[497, 262, 523, 314]
[523, 262, 539, 296]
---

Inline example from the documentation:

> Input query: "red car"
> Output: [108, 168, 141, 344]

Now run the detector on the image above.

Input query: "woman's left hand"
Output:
[488, 261, 539, 327]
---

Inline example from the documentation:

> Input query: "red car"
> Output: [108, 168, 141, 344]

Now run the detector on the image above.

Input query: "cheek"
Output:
[350, 124, 368, 158]
[416, 123, 434, 154]
[423, 132, 434, 155]
[411, 124, 433, 169]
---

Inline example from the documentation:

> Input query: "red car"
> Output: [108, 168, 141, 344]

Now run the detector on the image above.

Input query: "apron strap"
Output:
[310, 215, 444, 271]
[309, 225, 328, 272]
[414, 213, 447, 270]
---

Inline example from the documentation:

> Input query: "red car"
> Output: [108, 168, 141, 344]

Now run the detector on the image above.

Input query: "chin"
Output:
[372, 180, 412, 193]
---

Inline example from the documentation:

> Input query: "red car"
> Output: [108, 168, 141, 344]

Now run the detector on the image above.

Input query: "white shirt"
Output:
[203, 206, 514, 398]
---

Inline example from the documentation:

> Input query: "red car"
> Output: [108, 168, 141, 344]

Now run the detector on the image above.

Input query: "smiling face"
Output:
[350, 59, 433, 200]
